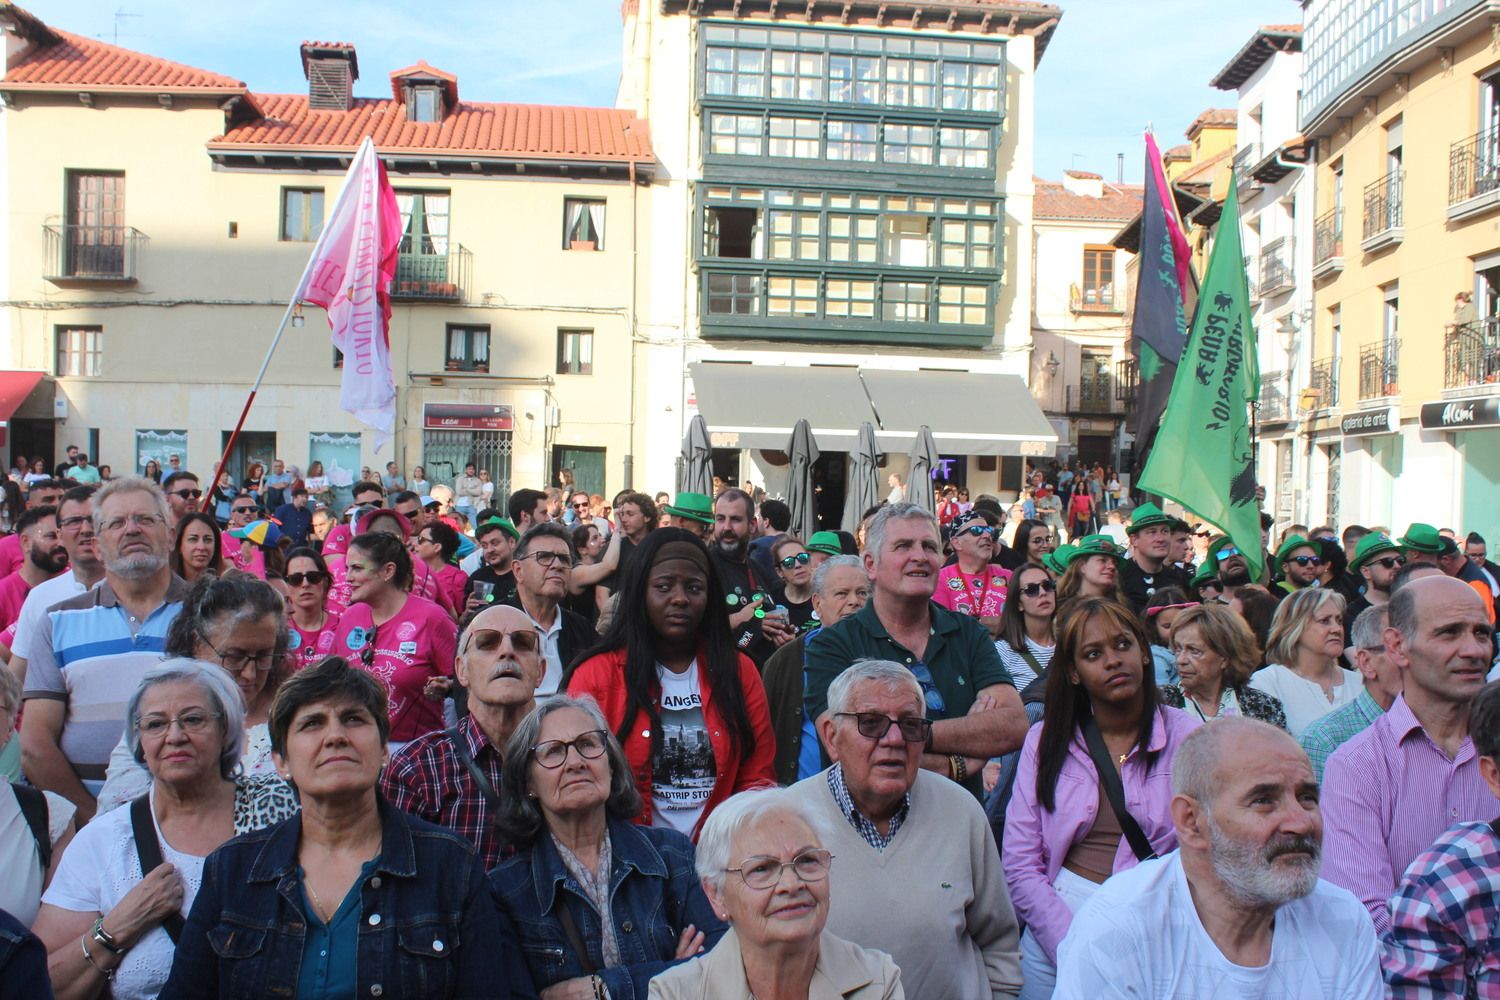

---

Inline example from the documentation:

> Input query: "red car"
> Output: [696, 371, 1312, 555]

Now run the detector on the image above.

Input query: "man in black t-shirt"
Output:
[1119, 502, 1192, 613]
[711, 488, 796, 666]
[464, 516, 520, 611]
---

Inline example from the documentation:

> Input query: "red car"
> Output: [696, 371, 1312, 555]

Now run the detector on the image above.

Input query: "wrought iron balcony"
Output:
[1065, 373, 1119, 415]
[391, 245, 471, 301]
[1445, 319, 1500, 389]
[43, 224, 145, 283]
[1312, 208, 1343, 276]
[1358, 340, 1400, 399]
[1257, 369, 1289, 423]
[1258, 237, 1294, 297]
[1069, 282, 1121, 314]
[1361, 171, 1403, 250]
[1115, 358, 1138, 405]
[1306, 356, 1339, 410]
[1233, 143, 1261, 198]
[1448, 127, 1500, 220]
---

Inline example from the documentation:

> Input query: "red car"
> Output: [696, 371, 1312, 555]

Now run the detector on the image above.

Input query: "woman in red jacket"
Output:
[566, 527, 775, 839]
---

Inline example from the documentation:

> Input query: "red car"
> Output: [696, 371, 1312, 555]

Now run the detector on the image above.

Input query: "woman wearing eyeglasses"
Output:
[335, 532, 459, 750]
[35, 660, 277, 1000]
[285, 547, 340, 672]
[1159, 603, 1287, 728]
[648, 787, 902, 1000]
[771, 537, 817, 632]
[412, 520, 468, 613]
[170, 512, 225, 584]
[566, 528, 776, 841]
[1002, 518, 1053, 572]
[490, 696, 726, 999]
[934, 511, 1010, 638]
[1003, 598, 1199, 1000]
[1248, 587, 1357, 739]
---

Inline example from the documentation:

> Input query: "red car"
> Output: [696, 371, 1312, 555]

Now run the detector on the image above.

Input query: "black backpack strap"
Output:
[12, 785, 51, 873]
[447, 727, 501, 817]
[1081, 717, 1159, 863]
[129, 795, 185, 943]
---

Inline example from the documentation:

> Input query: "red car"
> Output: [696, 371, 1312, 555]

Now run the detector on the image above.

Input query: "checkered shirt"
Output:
[1384, 819, 1500, 997]
[1299, 687, 1384, 782]
[826, 762, 910, 852]
[380, 714, 510, 870]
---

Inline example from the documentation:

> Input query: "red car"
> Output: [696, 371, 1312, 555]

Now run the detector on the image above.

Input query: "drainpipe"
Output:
[626, 158, 639, 490]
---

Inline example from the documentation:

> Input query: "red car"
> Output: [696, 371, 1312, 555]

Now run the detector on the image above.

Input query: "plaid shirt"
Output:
[380, 714, 509, 870]
[826, 763, 909, 851]
[1385, 819, 1500, 998]
[1299, 687, 1384, 782]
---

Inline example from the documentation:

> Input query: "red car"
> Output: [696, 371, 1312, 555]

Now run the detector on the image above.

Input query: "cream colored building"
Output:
[0, 9, 651, 504]
[1301, 0, 1500, 540]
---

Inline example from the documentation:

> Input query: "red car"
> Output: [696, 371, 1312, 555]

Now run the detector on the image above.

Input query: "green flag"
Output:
[1139, 173, 1264, 582]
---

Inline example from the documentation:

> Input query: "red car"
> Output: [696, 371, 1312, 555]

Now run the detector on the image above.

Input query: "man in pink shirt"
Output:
[1321, 574, 1496, 933]
[0, 506, 67, 630]
[0, 480, 66, 580]
[934, 509, 1010, 637]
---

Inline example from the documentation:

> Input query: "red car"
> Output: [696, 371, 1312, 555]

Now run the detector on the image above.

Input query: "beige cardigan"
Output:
[647, 928, 904, 1000]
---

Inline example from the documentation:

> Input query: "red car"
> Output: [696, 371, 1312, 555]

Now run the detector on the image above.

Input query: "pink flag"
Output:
[293, 137, 402, 449]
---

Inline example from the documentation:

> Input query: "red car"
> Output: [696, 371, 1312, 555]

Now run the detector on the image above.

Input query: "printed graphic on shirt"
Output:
[652, 664, 716, 835]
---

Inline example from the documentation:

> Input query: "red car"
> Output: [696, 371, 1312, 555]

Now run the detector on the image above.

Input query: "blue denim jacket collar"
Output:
[530, 815, 670, 913]
[246, 794, 419, 885]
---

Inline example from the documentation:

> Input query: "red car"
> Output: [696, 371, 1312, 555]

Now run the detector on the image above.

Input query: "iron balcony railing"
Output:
[1066, 374, 1118, 414]
[1313, 208, 1343, 267]
[1259, 237, 1294, 297]
[1362, 171, 1403, 242]
[1308, 356, 1339, 409]
[1449, 127, 1500, 206]
[43, 224, 145, 281]
[1445, 318, 1500, 389]
[1258, 369, 1289, 423]
[1115, 358, 1138, 405]
[1233, 143, 1261, 194]
[392, 245, 472, 301]
[1358, 340, 1401, 399]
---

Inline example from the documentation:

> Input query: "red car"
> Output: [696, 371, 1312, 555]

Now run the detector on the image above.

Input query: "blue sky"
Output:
[27, 0, 1289, 182]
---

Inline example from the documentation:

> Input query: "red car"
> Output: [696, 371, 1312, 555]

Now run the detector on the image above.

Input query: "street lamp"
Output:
[1044, 351, 1061, 377]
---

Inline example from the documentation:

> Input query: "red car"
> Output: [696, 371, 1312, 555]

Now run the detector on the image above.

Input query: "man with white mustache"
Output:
[1054, 718, 1382, 998]
[382, 604, 544, 869]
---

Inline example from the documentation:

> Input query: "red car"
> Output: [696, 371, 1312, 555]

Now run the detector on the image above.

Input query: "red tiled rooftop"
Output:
[388, 60, 458, 104]
[5, 27, 245, 92]
[1187, 108, 1237, 137]
[1174, 147, 1232, 185]
[1063, 169, 1102, 180]
[1163, 143, 1191, 161]
[210, 94, 654, 164]
[1034, 179, 1143, 222]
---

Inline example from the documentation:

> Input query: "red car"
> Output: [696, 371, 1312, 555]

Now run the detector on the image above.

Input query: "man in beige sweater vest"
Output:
[787, 659, 1022, 998]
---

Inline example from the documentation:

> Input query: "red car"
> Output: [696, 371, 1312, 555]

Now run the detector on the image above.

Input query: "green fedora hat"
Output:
[1350, 532, 1404, 572]
[807, 530, 843, 556]
[1190, 560, 1220, 590]
[1271, 534, 1329, 577]
[1126, 502, 1175, 534]
[662, 491, 714, 525]
[1042, 544, 1076, 577]
[1398, 522, 1445, 555]
[476, 516, 520, 541]
[1062, 533, 1128, 569]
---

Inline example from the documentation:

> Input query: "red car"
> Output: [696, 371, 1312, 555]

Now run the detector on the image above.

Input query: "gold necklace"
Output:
[304, 877, 333, 922]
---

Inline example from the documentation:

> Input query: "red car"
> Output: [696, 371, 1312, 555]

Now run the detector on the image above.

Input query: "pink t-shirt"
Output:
[335, 596, 457, 743]
[0, 534, 22, 580]
[288, 612, 341, 671]
[0, 571, 32, 631]
[322, 524, 353, 558]
[435, 564, 467, 615]
[221, 535, 267, 578]
[327, 553, 455, 618]
[933, 563, 1011, 618]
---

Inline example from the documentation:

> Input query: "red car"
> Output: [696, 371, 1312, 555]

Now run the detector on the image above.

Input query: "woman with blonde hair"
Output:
[1158, 603, 1287, 727]
[1248, 587, 1356, 738]
[1054, 535, 1127, 607]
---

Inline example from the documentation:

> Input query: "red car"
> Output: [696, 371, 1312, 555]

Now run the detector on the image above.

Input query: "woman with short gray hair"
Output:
[490, 695, 726, 999]
[651, 787, 903, 999]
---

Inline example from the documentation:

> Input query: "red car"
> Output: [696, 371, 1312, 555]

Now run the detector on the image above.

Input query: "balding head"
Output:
[457, 604, 544, 709]
[1172, 717, 1306, 807]
[1385, 575, 1493, 716]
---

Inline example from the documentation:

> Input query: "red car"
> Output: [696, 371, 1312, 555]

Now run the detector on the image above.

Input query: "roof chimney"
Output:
[300, 42, 359, 111]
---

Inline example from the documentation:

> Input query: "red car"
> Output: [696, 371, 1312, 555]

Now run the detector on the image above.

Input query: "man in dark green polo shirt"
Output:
[804, 503, 1027, 799]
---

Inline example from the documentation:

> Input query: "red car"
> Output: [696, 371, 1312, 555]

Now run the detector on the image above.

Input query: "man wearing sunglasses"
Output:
[161, 471, 203, 530]
[382, 604, 544, 869]
[1271, 535, 1325, 599]
[501, 523, 598, 694]
[934, 510, 1010, 638]
[789, 659, 1022, 999]
[1342, 532, 1406, 637]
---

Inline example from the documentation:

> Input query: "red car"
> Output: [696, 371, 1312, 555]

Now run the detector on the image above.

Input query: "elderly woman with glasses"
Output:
[648, 787, 902, 1000]
[1159, 603, 1287, 728]
[97, 573, 297, 818]
[158, 657, 529, 1000]
[284, 546, 340, 671]
[33, 661, 259, 1000]
[490, 695, 726, 999]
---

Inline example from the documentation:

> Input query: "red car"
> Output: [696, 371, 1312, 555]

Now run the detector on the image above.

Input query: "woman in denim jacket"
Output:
[491, 695, 725, 1000]
[160, 657, 534, 1000]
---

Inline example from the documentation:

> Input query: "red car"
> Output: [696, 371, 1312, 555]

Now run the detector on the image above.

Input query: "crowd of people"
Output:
[1, 454, 1498, 999]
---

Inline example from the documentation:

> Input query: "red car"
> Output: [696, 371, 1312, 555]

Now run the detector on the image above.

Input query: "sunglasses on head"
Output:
[778, 551, 812, 569]
[1020, 579, 1057, 597]
[1287, 555, 1323, 567]
[466, 627, 541, 654]
[170, 489, 204, 500]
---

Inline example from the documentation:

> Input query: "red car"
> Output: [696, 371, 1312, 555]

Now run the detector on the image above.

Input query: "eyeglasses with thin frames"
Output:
[726, 850, 834, 890]
[135, 710, 223, 738]
[197, 631, 282, 674]
[465, 628, 541, 654]
[517, 550, 575, 569]
[101, 513, 166, 533]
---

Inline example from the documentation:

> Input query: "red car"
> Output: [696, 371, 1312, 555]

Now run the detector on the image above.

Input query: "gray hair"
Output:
[1264, 588, 1346, 666]
[126, 658, 246, 781]
[812, 555, 865, 597]
[1349, 604, 1390, 652]
[1471, 682, 1500, 760]
[494, 694, 643, 847]
[864, 503, 938, 565]
[0, 667, 20, 715]
[515, 521, 577, 563]
[1171, 716, 1300, 808]
[695, 787, 836, 895]
[93, 476, 171, 531]
[826, 659, 923, 718]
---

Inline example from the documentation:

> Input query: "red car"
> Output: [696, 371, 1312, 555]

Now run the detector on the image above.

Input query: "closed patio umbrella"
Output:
[907, 425, 939, 517]
[786, 418, 821, 542]
[842, 420, 880, 533]
[681, 414, 713, 496]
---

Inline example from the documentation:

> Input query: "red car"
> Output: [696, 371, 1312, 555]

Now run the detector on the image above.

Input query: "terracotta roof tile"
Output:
[1174, 146, 1232, 184]
[1063, 169, 1101, 179]
[1164, 143, 1191, 161]
[1186, 107, 1237, 137]
[5, 27, 245, 91]
[1034, 179, 1143, 222]
[1261, 24, 1302, 34]
[388, 60, 458, 104]
[210, 94, 654, 164]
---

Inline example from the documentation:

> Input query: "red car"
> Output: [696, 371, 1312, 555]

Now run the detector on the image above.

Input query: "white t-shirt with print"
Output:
[651, 662, 717, 837]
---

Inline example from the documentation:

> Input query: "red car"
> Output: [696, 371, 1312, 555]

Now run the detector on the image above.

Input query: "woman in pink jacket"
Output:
[1003, 597, 1201, 999]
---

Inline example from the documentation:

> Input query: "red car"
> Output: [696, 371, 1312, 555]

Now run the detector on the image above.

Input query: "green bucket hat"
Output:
[1271, 534, 1324, 577]
[476, 516, 520, 542]
[807, 530, 843, 556]
[1042, 544, 1076, 577]
[1126, 502, 1175, 534]
[1190, 560, 1220, 590]
[1399, 523, 1446, 555]
[1350, 532, 1404, 572]
[662, 491, 714, 525]
[1062, 533, 1128, 569]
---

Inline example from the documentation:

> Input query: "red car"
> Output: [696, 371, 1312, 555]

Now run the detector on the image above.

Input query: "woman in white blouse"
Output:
[1248, 588, 1358, 738]
[0, 668, 74, 926]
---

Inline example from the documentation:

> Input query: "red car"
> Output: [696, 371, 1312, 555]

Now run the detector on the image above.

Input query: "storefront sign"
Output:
[422, 403, 513, 431]
[1340, 408, 1396, 437]
[1419, 396, 1500, 431]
